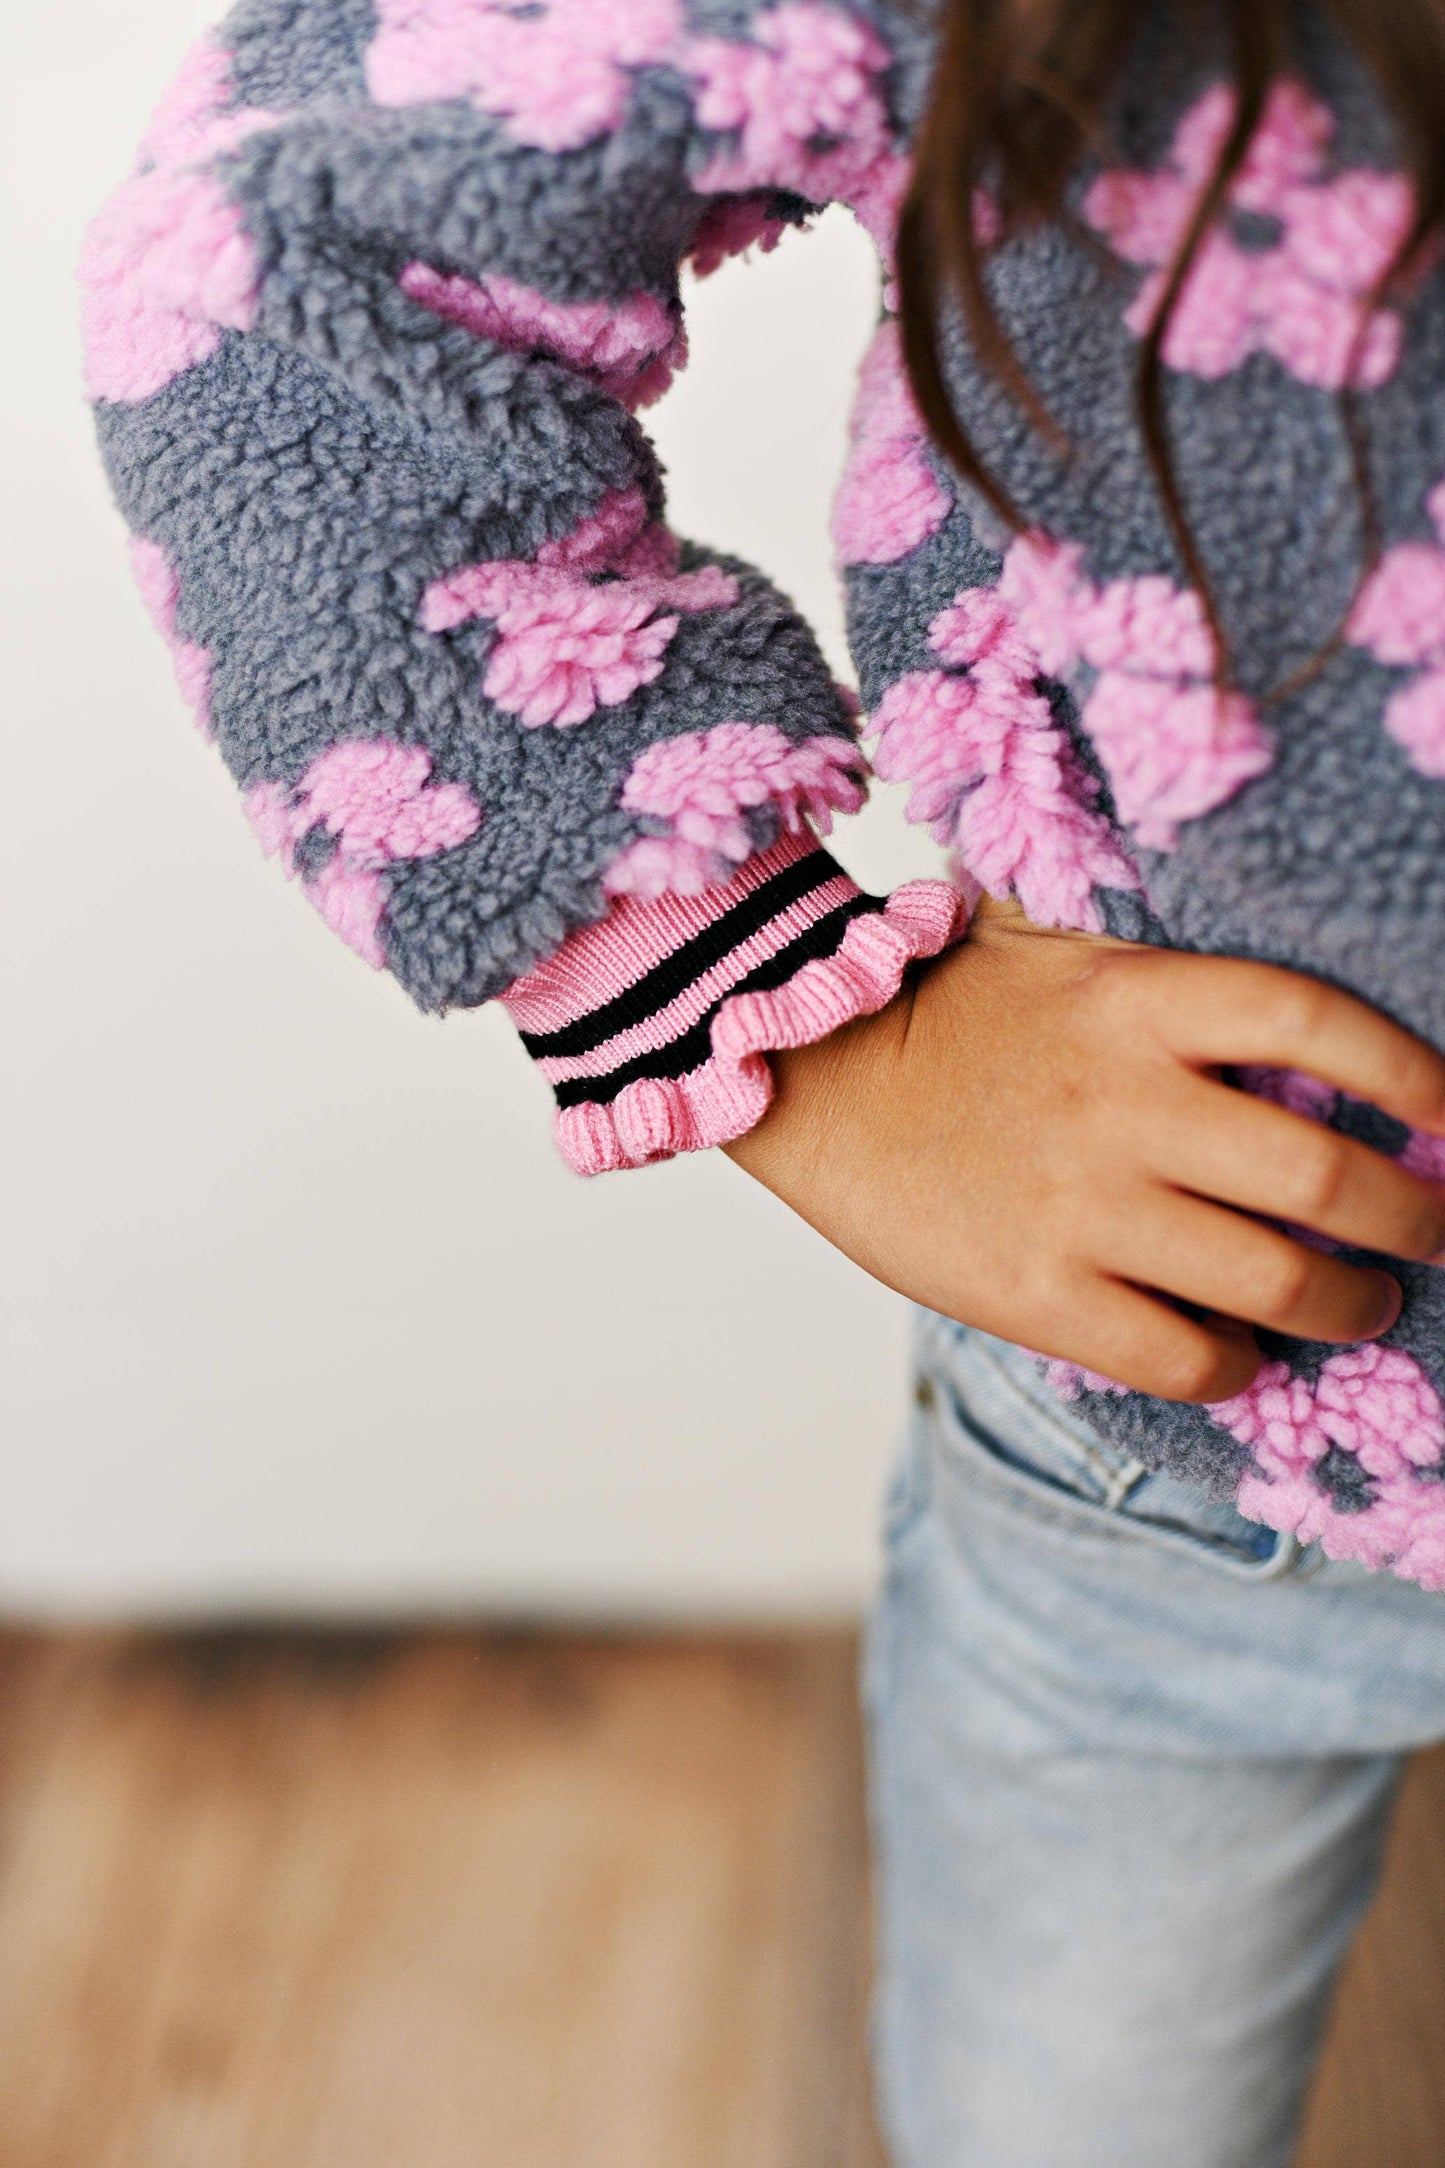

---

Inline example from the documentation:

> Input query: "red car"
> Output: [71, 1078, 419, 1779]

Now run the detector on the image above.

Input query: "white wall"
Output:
[2, 1, 945, 1619]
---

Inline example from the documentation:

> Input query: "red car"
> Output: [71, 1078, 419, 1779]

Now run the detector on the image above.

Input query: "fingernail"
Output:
[1369, 1275, 1403, 1336]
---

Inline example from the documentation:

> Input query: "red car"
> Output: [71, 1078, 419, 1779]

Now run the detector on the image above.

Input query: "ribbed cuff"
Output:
[502, 832, 969, 1173]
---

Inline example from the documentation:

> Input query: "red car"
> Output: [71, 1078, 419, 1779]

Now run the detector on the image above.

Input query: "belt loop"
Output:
[1099, 1457, 1149, 1511]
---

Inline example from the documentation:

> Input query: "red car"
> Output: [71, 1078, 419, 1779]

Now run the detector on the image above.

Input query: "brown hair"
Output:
[895, 0, 1445, 673]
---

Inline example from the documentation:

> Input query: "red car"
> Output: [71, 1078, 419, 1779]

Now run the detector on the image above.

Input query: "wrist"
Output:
[721, 976, 915, 1191]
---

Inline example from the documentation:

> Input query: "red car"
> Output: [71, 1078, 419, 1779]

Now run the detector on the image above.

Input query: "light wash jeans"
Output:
[865, 1311, 1445, 2168]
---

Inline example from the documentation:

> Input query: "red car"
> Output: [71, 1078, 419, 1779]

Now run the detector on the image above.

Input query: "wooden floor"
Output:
[0, 1628, 1440, 2167]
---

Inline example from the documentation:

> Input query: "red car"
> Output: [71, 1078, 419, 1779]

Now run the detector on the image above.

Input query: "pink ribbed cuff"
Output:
[503, 833, 970, 1174]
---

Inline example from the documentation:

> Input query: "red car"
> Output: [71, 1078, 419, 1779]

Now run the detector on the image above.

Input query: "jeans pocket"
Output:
[916, 1314, 1301, 1580]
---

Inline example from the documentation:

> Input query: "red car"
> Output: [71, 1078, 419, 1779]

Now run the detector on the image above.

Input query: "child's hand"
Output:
[724, 898, 1445, 1403]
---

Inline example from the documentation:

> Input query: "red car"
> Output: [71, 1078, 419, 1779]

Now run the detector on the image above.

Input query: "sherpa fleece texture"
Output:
[83, 0, 1445, 1585]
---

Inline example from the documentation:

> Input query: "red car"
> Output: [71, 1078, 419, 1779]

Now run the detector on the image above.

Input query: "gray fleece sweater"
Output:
[82, 0, 1445, 1585]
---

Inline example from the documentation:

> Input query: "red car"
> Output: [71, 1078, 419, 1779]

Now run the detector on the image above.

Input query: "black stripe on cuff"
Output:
[551, 895, 875, 1108]
[520, 847, 850, 1062]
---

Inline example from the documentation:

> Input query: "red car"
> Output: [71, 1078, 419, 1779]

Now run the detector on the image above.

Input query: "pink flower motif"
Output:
[1080, 674, 1272, 850]
[244, 742, 481, 969]
[293, 741, 481, 861]
[1346, 478, 1445, 777]
[478, 580, 682, 726]
[420, 490, 739, 727]
[871, 522, 1266, 905]
[305, 858, 390, 968]
[1316, 1347, 1445, 1475]
[869, 566, 1141, 930]
[128, 537, 213, 739]
[1072, 572, 1218, 679]
[137, 38, 235, 167]
[994, 533, 1094, 677]
[1278, 168, 1417, 293]
[1211, 1345, 1445, 1589]
[398, 262, 686, 410]
[79, 43, 280, 407]
[1123, 235, 1258, 382]
[1082, 79, 1411, 391]
[870, 671, 1000, 829]
[1376, 670, 1445, 777]
[957, 531, 1271, 852]
[686, 3, 893, 204]
[1046, 1266, 1445, 1589]
[831, 321, 951, 567]
[1254, 255, 1401, 390]
[1209, 1360, 1334, 1547]
[871, 667, 1139, 930]
[928, 585, 1038, 679]
[80, 166, 260, 404]
[132, 39, 284, 170]
[1173, 79, 1331, 211]
[956, 746, 1140, 928]
[243, 779, 295, 859]
[605, 721, 867, 894]
[1348, 540, 1445, 665]
[1083, 167, 1196, 268]
[366, 0, 682, 151]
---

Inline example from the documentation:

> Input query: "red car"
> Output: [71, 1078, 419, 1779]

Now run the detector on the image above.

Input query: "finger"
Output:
[1153, 1074, 1445, 1262]
[1021, 1273, 1262, 1404]
[1128, 953, 1445, 1135]
[1106, 1188, 1402, 1346]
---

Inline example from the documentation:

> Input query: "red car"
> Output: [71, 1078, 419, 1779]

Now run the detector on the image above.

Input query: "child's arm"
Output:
[82, 4, 962, 1173]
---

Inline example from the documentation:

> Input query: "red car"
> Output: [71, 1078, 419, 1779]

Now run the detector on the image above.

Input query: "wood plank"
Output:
[0, 1630, 883, 2168]
[7, 1624, 1445, 2166]
[1297, 1743, 1445, 2168]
